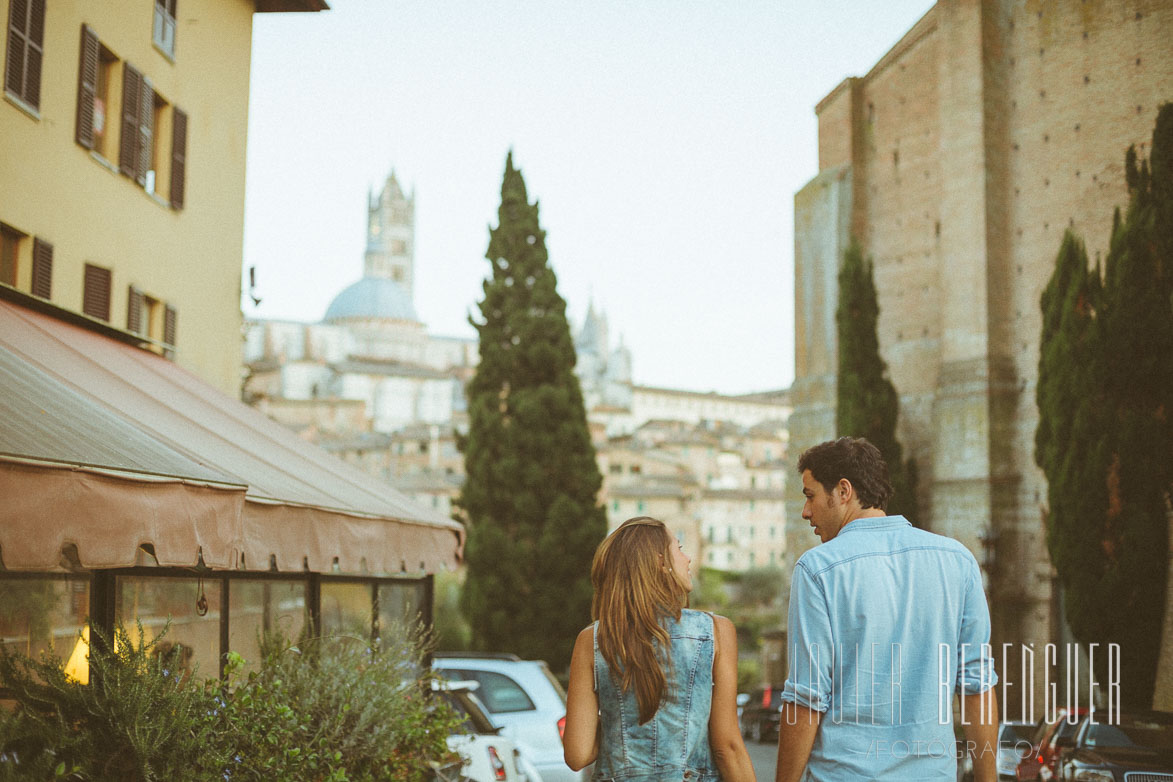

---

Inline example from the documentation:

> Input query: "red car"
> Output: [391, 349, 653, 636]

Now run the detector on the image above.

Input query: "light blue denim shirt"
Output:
[592, 609, 720, 782]
[780, 515, 997, 781]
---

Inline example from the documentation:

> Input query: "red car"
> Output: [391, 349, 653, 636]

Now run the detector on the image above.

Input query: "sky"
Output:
[243, 0, 935, 396]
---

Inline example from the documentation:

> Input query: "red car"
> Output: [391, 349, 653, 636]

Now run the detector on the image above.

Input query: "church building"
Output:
[244, 172, 477, 443]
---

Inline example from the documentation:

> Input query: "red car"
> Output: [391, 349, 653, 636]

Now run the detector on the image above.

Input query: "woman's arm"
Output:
[563, 625, 599, 771]
[709, 614, 757, 782]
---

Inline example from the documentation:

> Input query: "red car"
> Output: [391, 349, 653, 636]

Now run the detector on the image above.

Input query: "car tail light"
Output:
[557, 715, 566, 742]
[762, 687, 772, 708]
[488, 746, 507, 781]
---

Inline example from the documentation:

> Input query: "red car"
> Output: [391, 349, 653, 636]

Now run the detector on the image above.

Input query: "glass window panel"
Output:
[444, 669, 534, 714]
[116, 576, 221, 681]
[228, 580, 307, 674]
[377, 580, 425, 646]
[0, 577, 90, 667]
[320, 582, 373, 640]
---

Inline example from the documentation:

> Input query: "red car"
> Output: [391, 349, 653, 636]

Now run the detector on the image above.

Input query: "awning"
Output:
[0, 293, 463, 574]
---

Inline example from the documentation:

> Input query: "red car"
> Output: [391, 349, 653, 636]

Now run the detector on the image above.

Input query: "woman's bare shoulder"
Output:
[707, 613, 735, 632]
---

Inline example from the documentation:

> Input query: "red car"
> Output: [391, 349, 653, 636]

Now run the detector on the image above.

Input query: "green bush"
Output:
[0, 623, 228, 781]
[0, 623, 462, 782]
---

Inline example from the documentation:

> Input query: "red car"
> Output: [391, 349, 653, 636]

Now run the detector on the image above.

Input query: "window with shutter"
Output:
[127, 286, 143, 333]
[146, 93, 169, 196]
[170, 108, 187, 209]
[30, 236, 51, 299]
[5, 0, 45, 110]
[137, 80, 155, 189]
[1, 224, 21, 286]
[82, 263, 112, 321]
[93, 48, 117, 157]
[163, 304, 177, 355]
[76, 26, 99, 149]
[153, 0, 177, 59]
[119, 65, 142, 179]
[137, 80, 156, 187]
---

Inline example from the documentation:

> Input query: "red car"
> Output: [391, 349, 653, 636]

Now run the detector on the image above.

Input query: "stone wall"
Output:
[791, 0, 1173, 711]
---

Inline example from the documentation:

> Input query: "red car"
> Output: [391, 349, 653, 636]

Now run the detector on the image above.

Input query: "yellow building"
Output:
[0, 0, 467, 687]
[1, 0, 325, 394]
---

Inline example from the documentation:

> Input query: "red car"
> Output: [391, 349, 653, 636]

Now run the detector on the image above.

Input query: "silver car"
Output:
[434, 653, 588, 782]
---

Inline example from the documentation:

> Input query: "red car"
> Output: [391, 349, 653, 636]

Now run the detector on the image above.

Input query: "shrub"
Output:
[0, 623, 228, 781]
[219, 626, 462, 782]
[0, 623, 462, 782]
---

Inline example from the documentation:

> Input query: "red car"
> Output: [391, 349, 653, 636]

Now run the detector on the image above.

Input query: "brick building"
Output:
[790, 0, 1172, 710]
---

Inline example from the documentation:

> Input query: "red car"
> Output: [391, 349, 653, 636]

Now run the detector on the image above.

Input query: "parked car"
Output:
[739, 685, 784, 744]
[996, 722, 1040, 779]
[435, 679, 529, 782]
[1057, 710, 1173, 781]
[434, 652, 585, 782]
[1015, 708, 1088, 781]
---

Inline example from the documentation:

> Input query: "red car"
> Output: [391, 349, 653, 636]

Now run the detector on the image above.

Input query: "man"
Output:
[775, 437, 999, 782]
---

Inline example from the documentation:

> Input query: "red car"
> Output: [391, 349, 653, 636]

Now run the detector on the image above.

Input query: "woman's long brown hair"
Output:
[591, 516, 690, 724]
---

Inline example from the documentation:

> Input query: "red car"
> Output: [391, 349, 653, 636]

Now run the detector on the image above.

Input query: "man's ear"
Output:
[836, 478, 854, 502]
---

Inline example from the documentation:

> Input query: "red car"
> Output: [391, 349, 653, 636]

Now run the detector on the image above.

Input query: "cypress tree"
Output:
[835, 238, 919, 521]
[1036, 104, 1173, 706]
[457, 152, 607, 670]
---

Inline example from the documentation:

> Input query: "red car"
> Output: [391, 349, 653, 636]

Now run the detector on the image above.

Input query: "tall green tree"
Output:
[457, 152, 607, 670]
[836, 238, 919, 521]
[1036, 104, 1173, 706]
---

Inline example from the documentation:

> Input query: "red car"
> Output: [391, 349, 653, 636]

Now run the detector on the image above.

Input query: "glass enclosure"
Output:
[117, 575, 223, 680]
[228, 579, 308, 673]
[0, 572, 428, 687]
[0, 576, 90, 668]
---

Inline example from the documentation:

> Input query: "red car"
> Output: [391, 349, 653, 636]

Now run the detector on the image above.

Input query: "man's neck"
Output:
[842, 507, 889, 528]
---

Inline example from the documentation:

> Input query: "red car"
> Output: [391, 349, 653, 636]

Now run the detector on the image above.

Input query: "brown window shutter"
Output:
[127, 286, 143, 332]
[137, 79, 154, 187]
[76, 26, 99, 149]
[5, 0, 42, 108]
[30, 236, 52, 299]
[82, 263, 112, 321]
[170, 108, 187, 209]
[22, 0, 43, 109]
[119, 64, 142, 178]
[6, 0, 29, 98]
[163, 304, 177, 349]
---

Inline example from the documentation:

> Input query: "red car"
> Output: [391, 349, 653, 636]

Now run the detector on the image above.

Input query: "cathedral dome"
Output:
[324, 277, 419, 323]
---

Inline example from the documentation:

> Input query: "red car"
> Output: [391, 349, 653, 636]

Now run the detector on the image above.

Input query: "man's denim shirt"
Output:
[780, 515, 997, 781]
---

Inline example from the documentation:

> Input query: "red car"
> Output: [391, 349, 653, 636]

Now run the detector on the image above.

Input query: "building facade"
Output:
[244, 172, 477, 510]
[244, 172, 478, 439]
[0, 0, 304, 395]
[0, 0, 465, 688]
[598, 418, 789, 575]
[790, 0, 1173, 709]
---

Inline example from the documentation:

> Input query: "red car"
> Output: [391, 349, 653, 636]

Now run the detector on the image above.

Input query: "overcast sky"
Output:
[243, 0, 935, 395]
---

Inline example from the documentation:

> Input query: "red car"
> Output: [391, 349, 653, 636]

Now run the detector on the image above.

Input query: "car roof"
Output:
[432, 657, 565, 709]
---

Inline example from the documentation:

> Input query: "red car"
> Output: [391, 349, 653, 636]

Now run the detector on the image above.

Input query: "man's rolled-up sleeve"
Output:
[781, 561, 834, 712]
[956, 556, 998, 694]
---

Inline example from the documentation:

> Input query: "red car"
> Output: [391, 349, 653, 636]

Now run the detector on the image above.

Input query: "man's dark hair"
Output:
[798, 437, 893, 511]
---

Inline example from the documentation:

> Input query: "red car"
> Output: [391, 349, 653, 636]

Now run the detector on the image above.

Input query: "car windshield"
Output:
[1000, 723, 1036, 747]
[1085, 714, 1173, 750]
[444, 669, 536, 714]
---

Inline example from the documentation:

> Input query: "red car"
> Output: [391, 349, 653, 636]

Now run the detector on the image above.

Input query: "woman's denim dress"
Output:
[592, 608, 721, 782]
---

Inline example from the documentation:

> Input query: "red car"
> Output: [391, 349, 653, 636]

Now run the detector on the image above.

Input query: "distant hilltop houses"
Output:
[244, 171, 792, 573]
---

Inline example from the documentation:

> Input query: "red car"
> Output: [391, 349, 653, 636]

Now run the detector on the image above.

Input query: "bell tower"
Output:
[363, 171, 415, 300]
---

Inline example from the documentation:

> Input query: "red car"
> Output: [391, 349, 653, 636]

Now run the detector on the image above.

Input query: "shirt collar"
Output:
[837, 515, 910, 536]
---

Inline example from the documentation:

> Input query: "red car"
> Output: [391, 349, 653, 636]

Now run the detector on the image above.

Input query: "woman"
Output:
[563, 516, 756, 781]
